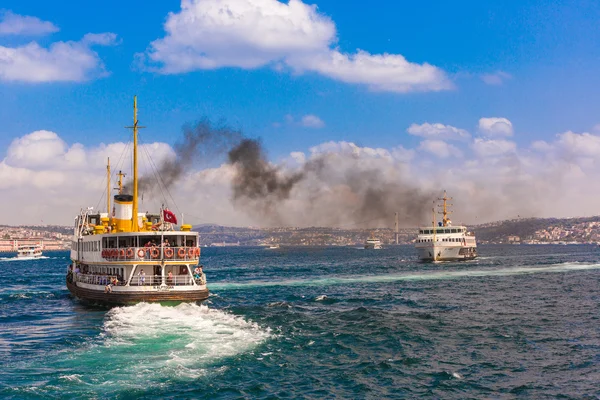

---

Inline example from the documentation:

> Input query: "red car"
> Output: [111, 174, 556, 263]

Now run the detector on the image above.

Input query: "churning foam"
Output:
[103, 303, 271, 366]
[210, 262, 600, 290]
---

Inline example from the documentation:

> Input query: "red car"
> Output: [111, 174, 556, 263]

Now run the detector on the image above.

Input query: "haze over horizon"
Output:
[1, 1, 600, 227]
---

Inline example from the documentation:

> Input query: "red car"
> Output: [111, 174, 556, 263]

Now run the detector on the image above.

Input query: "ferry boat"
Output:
[17, 244, 43, 259]
[415, 191, 477, 262]
[364, 234, 382, 249]
[66, 97, 208, 305]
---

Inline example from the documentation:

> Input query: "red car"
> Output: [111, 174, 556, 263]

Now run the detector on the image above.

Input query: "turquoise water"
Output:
[2, 245, 600, 398]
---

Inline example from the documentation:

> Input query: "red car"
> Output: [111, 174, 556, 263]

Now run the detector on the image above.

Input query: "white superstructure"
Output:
[17, 244, 43, 259]
[364, 235, 382, 249]
[415, 191, 477, 261]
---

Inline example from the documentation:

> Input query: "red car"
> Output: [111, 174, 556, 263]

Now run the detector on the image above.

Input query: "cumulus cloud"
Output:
[0, 130, 178, 224]
[472, 138, 517, 157]
[0, 11, 58, 36]
[480, 71, 512, 86]
[418, 140, 462, 158]
[407, 122, 470, 140]
[144, 0, 453, 93]
[478, 117, 513, 137]
[5, 122, 600, 226]
[301, 114, 325, 128]
[0, 32, 117, 83]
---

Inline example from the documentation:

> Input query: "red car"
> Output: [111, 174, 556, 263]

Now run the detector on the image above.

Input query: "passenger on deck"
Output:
[193, 266, 202, 279]
[163, 239, 171, 247]
[144, 241, 152, 248]
[138, 269, 146, 285]
[167, 271, 173, 285]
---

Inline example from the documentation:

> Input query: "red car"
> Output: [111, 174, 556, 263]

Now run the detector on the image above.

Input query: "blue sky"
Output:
[1, 0, 600, 226]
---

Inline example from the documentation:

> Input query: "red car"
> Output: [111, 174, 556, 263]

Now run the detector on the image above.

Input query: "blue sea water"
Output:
[1, 245, 600, 399]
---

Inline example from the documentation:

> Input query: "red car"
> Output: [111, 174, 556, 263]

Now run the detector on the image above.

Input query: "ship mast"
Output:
[125, 96, 145, 232]
[438, 190, 453, 227]
[106, 157, 110, 213]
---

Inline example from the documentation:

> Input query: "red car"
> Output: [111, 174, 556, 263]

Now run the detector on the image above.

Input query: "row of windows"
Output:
[417, 237, 464, 243]
[419, 228, 466, 234]
[70, 241, 101, 252]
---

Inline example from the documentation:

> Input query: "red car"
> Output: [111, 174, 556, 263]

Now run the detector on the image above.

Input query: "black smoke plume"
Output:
[124, 118, 242, 194]
[127, 117, 433, 228]
[227, 139, 433, 228]
[228, 139, 304, 217]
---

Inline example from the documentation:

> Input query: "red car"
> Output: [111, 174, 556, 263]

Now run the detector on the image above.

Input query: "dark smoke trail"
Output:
[228, 139, 304, 220]
[124, 118, 242, 194]
[227, 138, 434, 228]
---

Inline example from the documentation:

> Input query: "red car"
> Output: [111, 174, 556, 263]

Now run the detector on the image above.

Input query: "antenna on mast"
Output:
[115, 171, 126, 195]
[437, 190, 453, 227]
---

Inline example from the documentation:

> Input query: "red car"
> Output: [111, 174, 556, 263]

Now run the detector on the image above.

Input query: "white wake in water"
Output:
[210, 262, 600, 290]
[0, 255, 50, 262]
[102, 302, 271, 366]
[51, 303, 272, 394]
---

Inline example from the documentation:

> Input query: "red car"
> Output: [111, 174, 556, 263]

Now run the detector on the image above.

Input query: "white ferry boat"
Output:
[17, 244, 43, 259]
[364, 234, 382, 249]
[66, 97, 208, 306]
[415, 191, 477, 262]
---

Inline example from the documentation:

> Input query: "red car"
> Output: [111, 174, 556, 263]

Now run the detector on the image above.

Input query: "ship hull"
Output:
[415, 245, 477, 262]
[66, 278, 209, 306]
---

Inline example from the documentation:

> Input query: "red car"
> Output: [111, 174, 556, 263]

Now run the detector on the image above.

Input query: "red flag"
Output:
[163, 209, 178, 224]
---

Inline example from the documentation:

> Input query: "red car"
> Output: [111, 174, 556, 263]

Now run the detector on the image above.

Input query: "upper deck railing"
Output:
[99, 246, 200, 262]
[74, 272, 206, 287]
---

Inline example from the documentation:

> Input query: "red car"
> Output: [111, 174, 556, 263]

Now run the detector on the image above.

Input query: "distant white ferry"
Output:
[364, 234, 382, 249]
[415, 191, 477, 261]
[17, 244, 43, 259]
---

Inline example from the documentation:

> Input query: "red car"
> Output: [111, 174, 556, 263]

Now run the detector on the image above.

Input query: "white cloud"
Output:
[310, 141, 393, 160]
[301, 114, 325, 128]
[553, 131, 600, 157]
[144, 0, 452, 93]
[292, 49, 453, 93]
[472, 138, 517, 157]
[0, 33, 117, 83]
[0, 11, 59, 36]
[7, 122, 600, 226]
[407, 122, 470, 140]
[480, 71, 512, 86]
[478, 117, 514, 137]
[418, 140, 462, 158]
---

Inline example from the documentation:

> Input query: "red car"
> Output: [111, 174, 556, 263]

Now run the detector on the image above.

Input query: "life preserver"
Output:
[111, 249, 118, 258]
[137, 248, 145, 258]
[188, 248, 195, 258]
[101, 250, 106, 258]
[195, 248, 200, 257]
[178, 248, 186, 258]
[150, 248, 160, 259]
[164, 247, 174, 258]
[119, 249, 125, 258]
[126, 248, 134, 258]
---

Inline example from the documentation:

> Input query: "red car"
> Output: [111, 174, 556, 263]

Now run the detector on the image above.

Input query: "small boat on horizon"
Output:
[414, 191, 477, 262]
[364, 234, 382, 249]
[17, 244, 43, 259]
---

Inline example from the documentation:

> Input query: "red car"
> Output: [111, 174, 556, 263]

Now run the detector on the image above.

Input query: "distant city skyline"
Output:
[1, 1, 600, 226]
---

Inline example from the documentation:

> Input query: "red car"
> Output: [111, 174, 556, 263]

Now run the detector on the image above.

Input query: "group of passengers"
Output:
[144, 239, 172, 248]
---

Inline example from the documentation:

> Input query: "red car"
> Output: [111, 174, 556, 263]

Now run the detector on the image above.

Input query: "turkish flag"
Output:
[163, 209, 178, 224]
